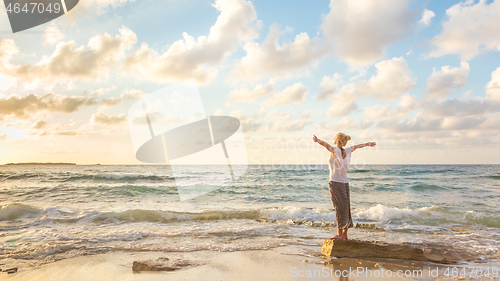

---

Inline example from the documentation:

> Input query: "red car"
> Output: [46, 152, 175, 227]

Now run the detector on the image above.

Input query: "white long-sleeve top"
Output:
[328, 146, 352, 183]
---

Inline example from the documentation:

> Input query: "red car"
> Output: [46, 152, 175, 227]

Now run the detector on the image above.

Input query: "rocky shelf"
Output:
[322, 239, 475, 264]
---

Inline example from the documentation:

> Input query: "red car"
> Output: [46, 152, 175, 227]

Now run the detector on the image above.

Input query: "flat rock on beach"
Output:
[132, 257, 196, 272]
[322, 239, 475, 264]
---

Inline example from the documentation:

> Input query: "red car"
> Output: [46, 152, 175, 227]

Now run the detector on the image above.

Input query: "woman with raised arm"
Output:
[312, 133, 376, 239]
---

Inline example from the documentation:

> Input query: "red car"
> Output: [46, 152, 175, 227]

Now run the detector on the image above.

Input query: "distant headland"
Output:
[4, 162, 77, 166]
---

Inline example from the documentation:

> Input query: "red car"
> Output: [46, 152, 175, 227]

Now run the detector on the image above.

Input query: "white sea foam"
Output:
[354, 204, 444, 222]
[260, 206, 336, 222]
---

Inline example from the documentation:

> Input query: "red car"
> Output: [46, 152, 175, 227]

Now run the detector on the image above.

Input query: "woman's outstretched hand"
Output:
[312, 135, 318, 143]
[368, 142, 376, 147]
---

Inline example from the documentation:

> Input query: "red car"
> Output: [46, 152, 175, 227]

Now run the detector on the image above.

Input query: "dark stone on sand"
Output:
[5, 267, 18, 274]
[132, 257, 194, 272]
[322, 239, 473, 264]
[132, 261, 178, 272]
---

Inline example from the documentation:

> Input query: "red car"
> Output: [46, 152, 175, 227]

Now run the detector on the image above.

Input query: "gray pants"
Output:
[329, 181, 353, 229]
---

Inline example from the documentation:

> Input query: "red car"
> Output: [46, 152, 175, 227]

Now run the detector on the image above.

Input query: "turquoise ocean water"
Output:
[1, 164, 499, 268]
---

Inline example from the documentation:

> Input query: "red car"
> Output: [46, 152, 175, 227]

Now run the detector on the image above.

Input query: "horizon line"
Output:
[2, 162, 499, 166]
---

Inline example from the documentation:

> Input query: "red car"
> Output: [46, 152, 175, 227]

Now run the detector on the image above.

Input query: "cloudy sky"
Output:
[1, 0, 499, 165]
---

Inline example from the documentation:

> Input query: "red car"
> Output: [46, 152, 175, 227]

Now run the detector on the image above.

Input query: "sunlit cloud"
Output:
[91, 112, 128, 125]
[429, 0, 500, 60]
[322, 0, 415, 67]
[232, 23, 331, 80]
[486, 67, 500, 101]
[418, 9, 435, 26]
[123, 0, 259, 85]
[0, 93, 98, 118]
[262, 83, 307, 107]
[43, 23, 65, 45]
[425, 62, 470, 99]
[226, 84, 274, 105]
[0, 27, 137, 87]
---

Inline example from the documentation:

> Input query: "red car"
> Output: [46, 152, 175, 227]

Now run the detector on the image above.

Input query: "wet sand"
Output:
[3, 245, 451, 281]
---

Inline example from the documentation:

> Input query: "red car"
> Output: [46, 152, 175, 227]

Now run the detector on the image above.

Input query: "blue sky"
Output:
[0, 0, 499, 164]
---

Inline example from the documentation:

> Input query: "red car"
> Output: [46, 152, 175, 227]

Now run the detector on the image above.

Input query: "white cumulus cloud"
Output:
[226, 84, 274, 104]
[262, 110, 312, 132]
[317, 117, 373, 132]
[317, 74, 341, 101]
[418, 9, 435, 26]
[486, 67, 500, 101]
[232, 23, 331, 80]
[0, 93, 98, 118]
[322, 0, 415, 67]
[324, 101, 358, 118]
[123, 0, 258, 85]
[365, 104, 391, 119]
[429, 0, 500, 60]
[100, 88, 147, 107]
[263, 83, 307, 107]
[0, 27, 137, 86]
[337, 57, 416, 101]
[425, 62, 470, 99]
[421, 98, 500, 118]
[43, 24, 65, 45]
[92, 112, 128, 125]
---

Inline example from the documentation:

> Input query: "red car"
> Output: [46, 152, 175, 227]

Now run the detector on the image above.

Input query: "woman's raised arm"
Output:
[351, 142, 376, 152]
[312, 135, 336, 154]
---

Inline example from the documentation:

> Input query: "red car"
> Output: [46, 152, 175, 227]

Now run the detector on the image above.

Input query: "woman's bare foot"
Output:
[328, 234, 342, 239]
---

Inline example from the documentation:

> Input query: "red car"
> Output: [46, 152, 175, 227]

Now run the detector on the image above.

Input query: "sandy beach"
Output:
[5, 245, 441, 281]
[5, 241, 500, 281]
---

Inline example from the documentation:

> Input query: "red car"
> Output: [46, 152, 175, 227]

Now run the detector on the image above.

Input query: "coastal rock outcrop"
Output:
[322, 239, 473, 264]
[354, 223, 385, 231]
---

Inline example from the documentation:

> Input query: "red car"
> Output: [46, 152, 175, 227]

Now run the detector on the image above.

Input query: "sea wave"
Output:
[58, 174, 174, 183]
[2, 173, 42, 180]
[354, 204, 500, 228]
[260, 206, 336, 222]
[0, 203, 42, 221]
[0, 203, 261, 225]
[349, 169, 376, 174]
[383, 168, 460, 176]
[1, 172, 175, 183]
[2, 202, 500, 229]
[369, 183, 445, 192]
[0, 204, 343, 227]
[409, 183, 444, 191]
[92, 184, 178, 196]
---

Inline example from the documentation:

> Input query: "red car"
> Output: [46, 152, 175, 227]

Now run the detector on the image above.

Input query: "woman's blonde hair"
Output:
[335, 132, 351, 147]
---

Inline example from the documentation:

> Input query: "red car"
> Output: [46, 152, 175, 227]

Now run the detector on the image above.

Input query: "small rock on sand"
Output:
[132, 257, 195, 272]
[132, 261, 178, 272]
[5, 268, 18, 274]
